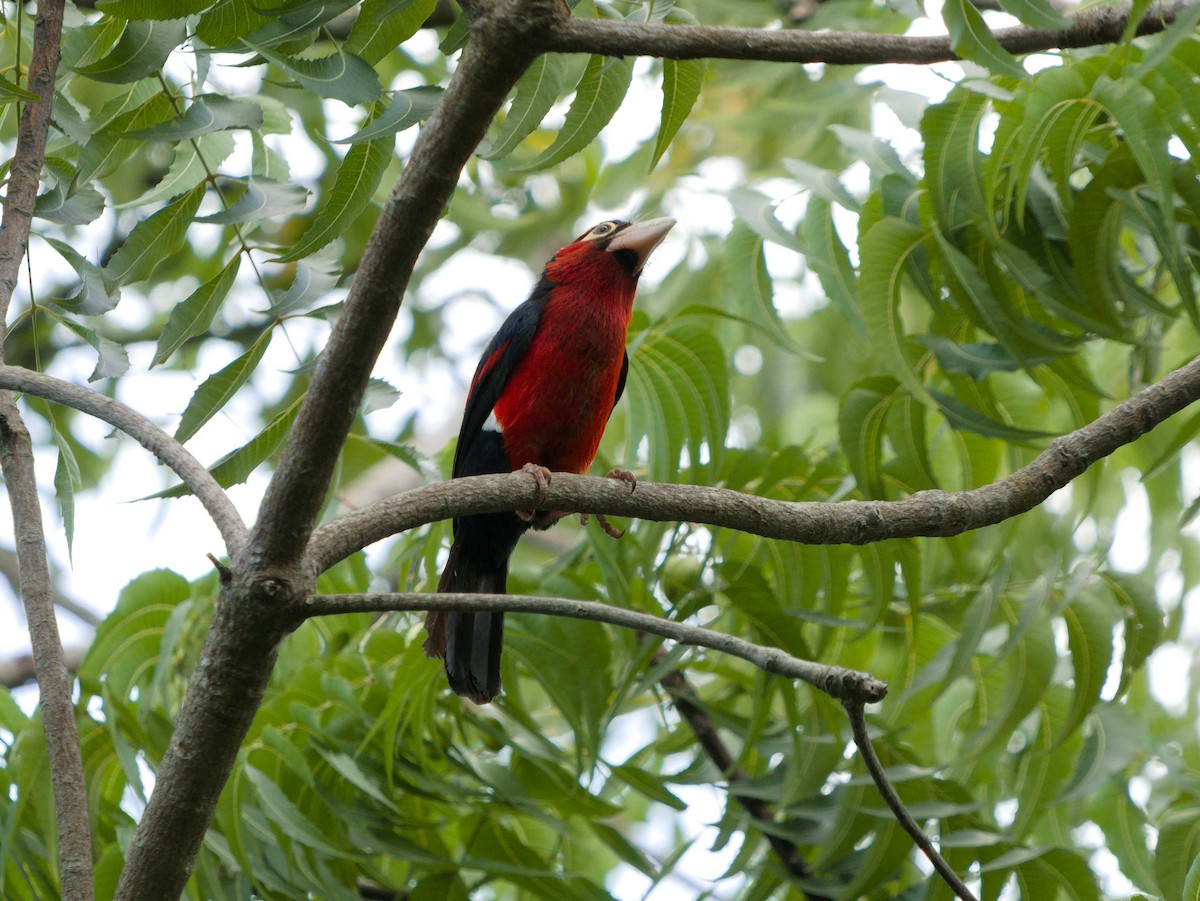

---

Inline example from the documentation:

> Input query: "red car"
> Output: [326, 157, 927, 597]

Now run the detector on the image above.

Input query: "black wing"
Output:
[610, 351, 629, 416]
[452, 280, 550, 479]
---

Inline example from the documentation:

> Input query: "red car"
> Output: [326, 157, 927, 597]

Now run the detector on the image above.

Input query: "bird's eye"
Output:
[592, 223, 614, 236]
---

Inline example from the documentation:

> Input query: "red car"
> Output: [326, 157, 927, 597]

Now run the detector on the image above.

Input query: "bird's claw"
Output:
[606, 468, 637, 493]
[579, 468, 636, 538]
[517, 463, 552, 522]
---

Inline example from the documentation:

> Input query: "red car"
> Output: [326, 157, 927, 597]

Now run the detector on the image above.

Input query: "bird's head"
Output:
[543, 217, 676, 289]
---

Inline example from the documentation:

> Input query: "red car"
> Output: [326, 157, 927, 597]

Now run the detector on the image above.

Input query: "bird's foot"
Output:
[516, 463, 552, 523]
[579, 469, 637, 539]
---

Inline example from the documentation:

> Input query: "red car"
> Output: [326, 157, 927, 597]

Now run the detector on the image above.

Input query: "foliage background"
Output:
[1, 0, 1199, 898]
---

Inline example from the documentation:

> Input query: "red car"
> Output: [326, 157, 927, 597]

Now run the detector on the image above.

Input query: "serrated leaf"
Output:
[650, 58, 704, 170]
[51, 426, 81, 560]
[121, 94, 264, 141]
[97, 0, 211, 16]
[929, 388, 1051, 441]
[174, 329, 272, 443]
[266, 246, 340, 315]
[243, 766, 345, 855]
[1056, 594, 1118, 745]
[0, 74, 39, 102]
[153, 255, 241, 367]
[728, 189, 804, 252]
[941, 0, 1026, 79]
[922, 90, 990, 232]
[484, 55, 572, 161]
[154, 396, 302, 498]
[345, 0, 438, 64]
[996, 0, 1067, 29]
[35, 182, 105, 225]
[782, 158, 861, 211]
[362, 378, 400, 414]
[725, 224, 804, 353]
[105, 183, 206, 285]
[58, 318, 131, 381]
[72, 19, 186, 84]
[839, 376, 898, 498]
[515, 55, 633, 172]
[247, 42, 381, 105]
[918, 336, 1039, 378]
[196, 0, 271, 46]
[198, 176, 308, 225]
[1059, 705, 1144, 802]
[244, 0, 357, 50]
[77, 570, 190, 699]
[1156, 805, 1200, 901]
[77, 91, 174, 185]
[1103, 574, 1162, 691]
[43, 237, 121, 314]
[803, 196, 862, 330]
[830, 125, 912, 180]
[332, 86, 442, 144]
[275, 137, 390, 262]
[117, 132, 235, 210]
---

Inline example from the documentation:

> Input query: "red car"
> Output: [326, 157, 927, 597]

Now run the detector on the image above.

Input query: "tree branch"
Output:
[654, 654, 832, 898]
[542, 0, 1191, 65]
[0, 398, 93, 901]
[303, 592, 888, 702]
[0, 545, 102, 627]
[248, 0, 563, 568]
[0, 3, 93, 898]
[309, 352, 1200, 571]
[0, 364, 248, 556]
[844, 700, 979, 901]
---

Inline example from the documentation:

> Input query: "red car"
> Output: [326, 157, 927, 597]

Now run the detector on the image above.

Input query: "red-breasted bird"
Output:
[424, 217, 676, 704]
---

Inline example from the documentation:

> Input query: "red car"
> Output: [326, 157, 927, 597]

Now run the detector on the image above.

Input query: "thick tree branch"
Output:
[304, 592, 888, 702]
[248, 1, 562, 568]
[0, 399, 93, 901]
[310, 353, 1200, 571]
[844, 700, 979, 901]
[0, 364, 247, 556]
[542, 0, 1190, 65]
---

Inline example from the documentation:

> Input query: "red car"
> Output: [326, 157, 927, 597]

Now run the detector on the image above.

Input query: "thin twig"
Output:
[0, 364, 248, 555]
[308, 352, 1200, 572]
[543, 0, 1191, 65]
[304, 592, 888, 703]
[844, 700, 979, 901]
[654, 654, 833, 898]
[0, 546, 101, 626]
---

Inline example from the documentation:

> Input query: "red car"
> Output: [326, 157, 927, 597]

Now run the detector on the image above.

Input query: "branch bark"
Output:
[844, 700, 979, 901]
[542, 0, 1191, 65]
[309, 352, 1200, 571]
[304, 592, 888, 702]
[0, 364, 248, 556]
[0, 2, 93, 898]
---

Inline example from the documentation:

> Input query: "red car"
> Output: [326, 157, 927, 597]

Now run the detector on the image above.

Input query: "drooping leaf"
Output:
[51, 424, 82, 560]
[104, 183, 207, 285]
[153, 255, 242, 367]
[97, 0, 211, 16]
[649, 58, 704, 171]
[725, 223, 804, 352]
[198, 177, 309, 225]
[247, 43, 382, 106]
[345, 0, 439, 64]
[274, 137, 391, 262]
[941, 0, 1027, 79]
[57, 318, 131, 381]
[196, 0, 272, 46]
[43, 237, 121, 314]
[332, 87, 443, 144]
[484, 55, 573, 161]
[174, 329, 273, 443]
[72, 19, 187, 84]
[121, 94, 264, 141]
[35, 182, 105, 225]
[116, 132, 235, 210]
[515, 55, 634, 172]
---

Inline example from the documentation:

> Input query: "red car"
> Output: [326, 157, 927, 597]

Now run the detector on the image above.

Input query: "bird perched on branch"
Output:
[424, 217, 676, 704]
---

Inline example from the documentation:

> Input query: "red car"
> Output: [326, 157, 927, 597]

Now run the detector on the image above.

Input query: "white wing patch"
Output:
[483, 409, 503, 433]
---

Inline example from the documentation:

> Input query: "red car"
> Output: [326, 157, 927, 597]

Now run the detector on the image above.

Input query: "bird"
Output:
[423, 217, 676, 704]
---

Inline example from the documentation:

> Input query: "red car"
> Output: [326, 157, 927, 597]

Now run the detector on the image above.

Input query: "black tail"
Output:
[424, 515, 522, 704]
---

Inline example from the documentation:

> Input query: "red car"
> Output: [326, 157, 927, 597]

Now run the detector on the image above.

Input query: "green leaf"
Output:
[649, 58, 704, 170]
[803, 196, 862, 330]
[174, 329, 272, 443]
[116, 132, 235, 211]
[57, 318, 131, 381]
[104, 183, 206, 285]
[1103, 574, 1162, 692]
[77, 570, 190, 700]
[782, 158, 861, 211]
[941, 0, 1027, 79]
[0, 74, 40, 103]
[929, 388, 1051, 441]
[345, 0, 438, 64]
[35, 182, 105, 226]
[725, 224, 803, 353]
[120, 94, 264, 141]
[728, 188, 805, 252]
[1056, 593, 1118, 745]
[275, 137, 391, 262]
[918, 336, 1039, 378]
[267, 246, 340, 315]
[1185, 853, 1200, 901]
[51, 425, 82, 560]
[247, 43, 381, 105]
[484, 55, 571, 161]
[1156, 805, 1200, 901]
[839, 376, 898, 498]
[198, 176, 309, 225]
[995, 0, 1067, 29]
[243, 766, 346, 856]
[154, 396, 302, 497]
[922, 90, 990, 232]
[72, 19, 187, 84]
[43, 237, 121, 314]
[153, 255, 241, 367]
[97, 0, 211, 17]
[332, 86, 443, 144]
[196, 0, 272, 46]
[1059, 705, 1144, 802]
[515, 55, 634, 172]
